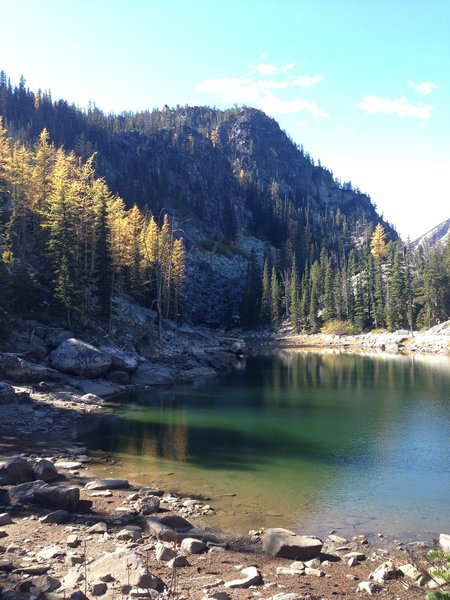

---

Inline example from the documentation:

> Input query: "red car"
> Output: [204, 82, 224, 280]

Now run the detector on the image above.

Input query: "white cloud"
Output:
[196, 76, 329, 118]
[255, 62, 295, 76]
[408, 80, 439, 96]
[196, 77, 261, 104]
[357, 95, 432, 120]
[258, 91, 329, 118]
[291, 75, 323, 88]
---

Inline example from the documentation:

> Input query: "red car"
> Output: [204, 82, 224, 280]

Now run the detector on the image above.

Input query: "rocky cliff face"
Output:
[413, 217, 450, 249]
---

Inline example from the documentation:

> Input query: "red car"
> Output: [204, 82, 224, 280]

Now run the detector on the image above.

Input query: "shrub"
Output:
[321, 319, 359, 336]
[426, 549, 450, 600]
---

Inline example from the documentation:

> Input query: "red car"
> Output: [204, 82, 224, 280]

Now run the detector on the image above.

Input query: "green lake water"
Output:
[77, 350, 450, 540]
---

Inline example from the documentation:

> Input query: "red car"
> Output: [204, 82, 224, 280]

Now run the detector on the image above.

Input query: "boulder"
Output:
[8, 480, 80, 511]
[262, 528, 323, 560]
[146, 516, 218, 543]
[180, 537, 207, 554]
[85, 479, 129, 490]
[0, 457, 35, 484]
[369, 560, 400, 583]
[136, 495, 160, 515]
[0, 353, 60, 383]
[155, 542, 177, 561]
[33, 458, 59, 482]
[99, 345, 139, 373]
[439, 533, 450, 552]
[88, 549, 166, 590]
[0, 382, 15, 404]
[49, 338, 112, 378]
[130, 363, 174, 386]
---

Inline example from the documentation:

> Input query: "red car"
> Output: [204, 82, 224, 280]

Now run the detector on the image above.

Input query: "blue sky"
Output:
[1, 0, 449, 239]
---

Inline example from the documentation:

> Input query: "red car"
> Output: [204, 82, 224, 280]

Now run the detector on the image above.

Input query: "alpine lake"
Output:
[77, 350, 450, 541]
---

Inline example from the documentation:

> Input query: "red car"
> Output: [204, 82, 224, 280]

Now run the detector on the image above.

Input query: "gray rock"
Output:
[99, 345, 139, 373]
[49, 338, 112, 378]
[8, 480, 80, 511]
[357, 581, 383, 595]
[344, 551, 367, 561]
[55, 460, 83, 470]
[85, 479, 129, 490]
[30, 574, 61, 593]
[145, 516, 218, 543]
[116, 528, 141, 541]
[0, 457, 35, 485]
[0, 353, 60, 382]
[38, 545, 66, 560]
[369, 560, 400, 583]
[167, 555, 190, 568]
[224, 566, 262, 588]
[88, 549, 166, 590]
[262, 528, 323, 560]
[0, 513, 13, 526]
[131, 363, 174, 386]
[0, 381, 15, 404]
[304, 567, 324, 577]
[276, 566, 305, 576]
[439, 533, 450, 552]
[0, 529, 7, 538]
[180, 537, 207, 554]
[16, 563, 51, 574]
[398, 563, 429, 587]
[40, 510, 70, 524]
[33, 459, 59, 482]
[155, 542, 177, 562]
[87, 521, 107, 534]
[136, 495, 160, 515]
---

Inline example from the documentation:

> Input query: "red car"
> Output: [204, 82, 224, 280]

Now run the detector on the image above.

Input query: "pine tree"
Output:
[259, 259, 271, 326]
[93, 188, 113, 323]
[270, 265, 280, 326]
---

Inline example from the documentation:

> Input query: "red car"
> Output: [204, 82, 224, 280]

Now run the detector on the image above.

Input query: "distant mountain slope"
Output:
[413, 217, 450, 248]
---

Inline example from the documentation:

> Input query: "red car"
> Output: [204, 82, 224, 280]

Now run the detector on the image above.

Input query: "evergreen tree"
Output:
[270, 265, 280, 326]
[259, 259, 271, 326]
[93, 188, 113, 323]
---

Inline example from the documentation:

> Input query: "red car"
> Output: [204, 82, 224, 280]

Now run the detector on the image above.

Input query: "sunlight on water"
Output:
[78, 351, 450, 539]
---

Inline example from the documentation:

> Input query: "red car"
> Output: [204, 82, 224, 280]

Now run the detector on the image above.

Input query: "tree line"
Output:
[241, 223, 450, 333]
[0, 120, 184, 336]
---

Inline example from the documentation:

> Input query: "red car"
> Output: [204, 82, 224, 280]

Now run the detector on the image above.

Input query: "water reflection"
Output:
[77, 351, 450, 537]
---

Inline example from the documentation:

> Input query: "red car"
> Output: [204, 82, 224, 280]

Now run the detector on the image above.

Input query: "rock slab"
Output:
[262, 528, 323, 560]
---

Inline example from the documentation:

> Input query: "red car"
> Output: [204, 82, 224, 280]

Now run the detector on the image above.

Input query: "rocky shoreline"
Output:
[1, 454, 449, 600]
[261, 321, 450, 356]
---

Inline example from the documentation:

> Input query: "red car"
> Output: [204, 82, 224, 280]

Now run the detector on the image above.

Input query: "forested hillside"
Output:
[0, 72, 449, 334]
